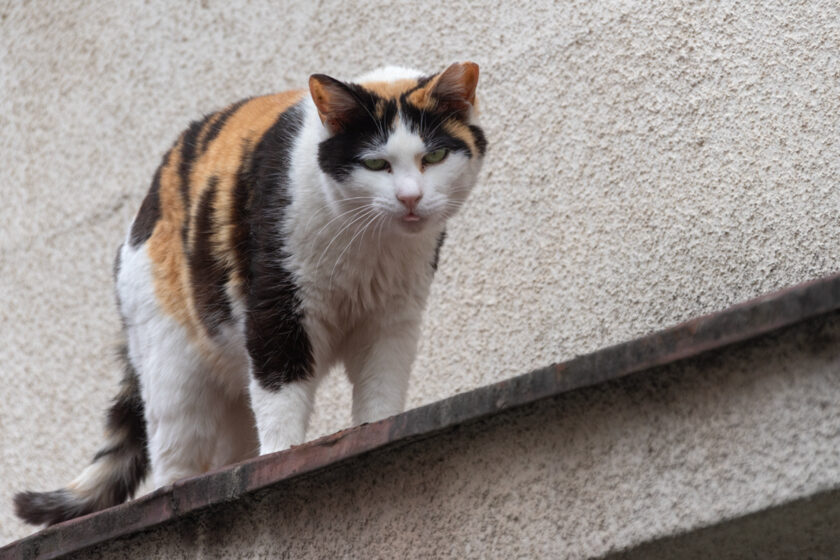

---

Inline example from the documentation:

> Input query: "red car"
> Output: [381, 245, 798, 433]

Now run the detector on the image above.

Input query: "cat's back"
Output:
[123, 89, 306, 341]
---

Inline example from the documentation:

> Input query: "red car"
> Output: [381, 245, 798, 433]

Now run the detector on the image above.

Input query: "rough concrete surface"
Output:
[604, 488, 840, 560]
[60, 314, 840, 559]
[1, 0, 839, 547]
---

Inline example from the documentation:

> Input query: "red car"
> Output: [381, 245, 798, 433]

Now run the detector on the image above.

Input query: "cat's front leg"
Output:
[344, 319, 421, 426]
[248, 373, 319, 455]
[245, 291, 320, 456]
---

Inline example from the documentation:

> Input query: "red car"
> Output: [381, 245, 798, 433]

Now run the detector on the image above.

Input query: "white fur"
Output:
[353, 65, 425, 83]
[117, 243, 257, 485]
[68, 457, 116, 497]
[120, 67, 483, 485]
[249, 376, 319, 453]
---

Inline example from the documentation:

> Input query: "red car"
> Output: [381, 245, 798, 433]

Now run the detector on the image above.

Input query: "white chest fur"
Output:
[273, 104, 437, 366]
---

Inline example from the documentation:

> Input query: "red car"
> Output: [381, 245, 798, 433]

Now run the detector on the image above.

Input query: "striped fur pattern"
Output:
[14, 62, 486, 525]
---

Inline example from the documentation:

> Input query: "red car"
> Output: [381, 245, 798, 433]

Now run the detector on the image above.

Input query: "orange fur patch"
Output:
[145, 90, 305, 342]
[443, 120, 478, 158]
[146, 139, 196, 334]
[406, 85, 434, 111]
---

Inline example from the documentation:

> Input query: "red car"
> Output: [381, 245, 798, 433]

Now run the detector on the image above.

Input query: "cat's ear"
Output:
[309, 74, 360, 133]
[416, 62, 479, 114]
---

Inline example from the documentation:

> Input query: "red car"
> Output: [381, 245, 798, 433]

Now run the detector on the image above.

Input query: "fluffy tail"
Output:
[14, 345, 149, 526]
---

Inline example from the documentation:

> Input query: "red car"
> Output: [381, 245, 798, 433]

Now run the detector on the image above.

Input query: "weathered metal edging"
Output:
[3, 272, 839, 560]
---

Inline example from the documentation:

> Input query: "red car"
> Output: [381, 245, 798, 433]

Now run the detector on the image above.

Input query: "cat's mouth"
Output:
[398, 210, 427, 232]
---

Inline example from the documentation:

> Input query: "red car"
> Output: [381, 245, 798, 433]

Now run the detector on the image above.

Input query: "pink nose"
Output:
[397, 193, 422, 212]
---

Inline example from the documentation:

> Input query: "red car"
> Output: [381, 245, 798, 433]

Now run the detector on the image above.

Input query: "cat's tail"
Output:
[14, 344, 149, 526]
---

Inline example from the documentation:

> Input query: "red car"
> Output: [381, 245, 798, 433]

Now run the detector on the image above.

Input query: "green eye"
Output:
[423, 148, 448, 164]
[362, 158, 389, 171]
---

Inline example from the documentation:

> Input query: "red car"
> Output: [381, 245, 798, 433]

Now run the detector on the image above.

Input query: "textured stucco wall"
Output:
[1, 0, 839, 545]
[62, 314, 840, 559]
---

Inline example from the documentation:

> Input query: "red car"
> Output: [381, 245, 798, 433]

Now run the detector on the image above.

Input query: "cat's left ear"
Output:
[309, 74, 360, 133]
[413, 62, 479, 114]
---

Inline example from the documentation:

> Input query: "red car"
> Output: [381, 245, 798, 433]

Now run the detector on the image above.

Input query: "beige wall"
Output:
[2, 0, 839, 545]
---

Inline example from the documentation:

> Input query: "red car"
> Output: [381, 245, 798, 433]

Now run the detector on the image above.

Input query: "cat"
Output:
[14, 62, 487, 526]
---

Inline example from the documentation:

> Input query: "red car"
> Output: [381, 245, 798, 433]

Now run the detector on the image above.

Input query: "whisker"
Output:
[303, 197, 377, 232]
[314, 207, 377, 271]
[313, 203, 374, 239]
[328, 211, 380, 290]
[375, 213, 386, 255]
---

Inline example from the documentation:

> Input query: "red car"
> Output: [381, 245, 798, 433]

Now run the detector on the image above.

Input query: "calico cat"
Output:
[14, 62, 486, 526]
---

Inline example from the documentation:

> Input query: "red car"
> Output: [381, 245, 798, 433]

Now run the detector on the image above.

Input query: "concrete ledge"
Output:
[602, 487, 840, 560]
[3, 272, 839, 560]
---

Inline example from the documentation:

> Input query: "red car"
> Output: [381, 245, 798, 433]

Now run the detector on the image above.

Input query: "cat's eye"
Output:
[362, 158, 389, 171]
[423, 148, 448, 165]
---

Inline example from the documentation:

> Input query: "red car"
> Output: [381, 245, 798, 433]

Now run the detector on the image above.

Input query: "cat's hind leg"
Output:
[134, 331, 230, 487]
[118, 243, 231, 487]
[137, 329, 256, 482]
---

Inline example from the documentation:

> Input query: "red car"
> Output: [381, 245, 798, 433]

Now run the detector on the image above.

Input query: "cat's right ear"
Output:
[309, 74, 360, 134]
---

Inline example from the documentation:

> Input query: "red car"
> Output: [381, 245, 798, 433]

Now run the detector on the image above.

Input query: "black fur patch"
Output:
[432, 230, 447, 271]
[231, 139, 256, 294]
[129, 152, 168, 247]
[245, 103, 314, 390]
[14, 345, 148, 526]
[96, 344, 150, 482]
[399, 102, 475, 157]
[469, 124, 488, 157]
[189, 176, 233, 336]
[317, 82, 486, 181]
[199, 99, 249, 154]
[414, 74, 435, 90]
[14, 489, 88, 527]
[318, 86, 398, 182]
[178, 114, 213, 247]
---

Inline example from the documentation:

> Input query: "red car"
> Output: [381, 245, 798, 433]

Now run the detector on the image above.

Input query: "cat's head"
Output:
[309, 62, 486, 235]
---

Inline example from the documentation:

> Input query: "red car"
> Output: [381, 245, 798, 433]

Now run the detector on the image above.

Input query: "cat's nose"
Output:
[396, 192, 422, 212]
